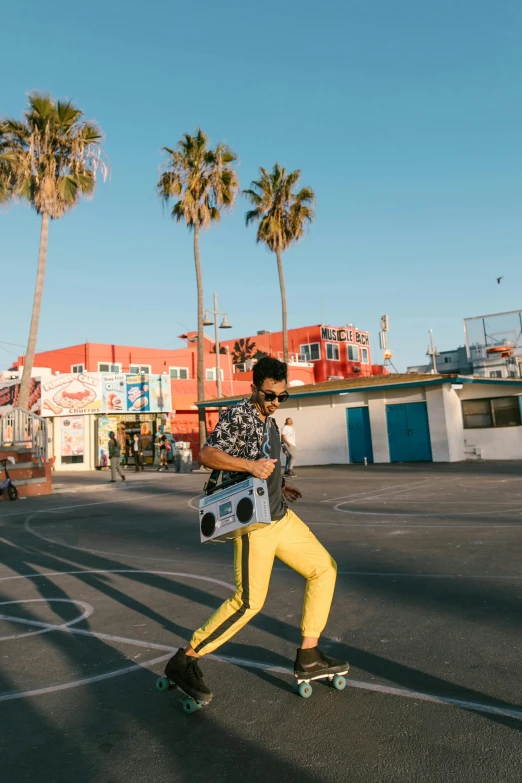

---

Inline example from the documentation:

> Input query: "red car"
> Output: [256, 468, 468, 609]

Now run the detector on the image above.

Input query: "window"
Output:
[170, 367, 189, 380]
[347, 345, 359, 362]
[98, 363, 122, 373]
[360, 348, 369, 364]
[489, 371, 502, 378]
[444, 356, 453, 364]
[300, 343, 321, 361]
[71, 364, 84, 373]
[491, 396, 522, 427]
[326, 343, 340, 361]
[462, 399, 492, 428]
[129, 365, 151, 374]
[462, 396, 521, 429]
[206, 368, 224, 381]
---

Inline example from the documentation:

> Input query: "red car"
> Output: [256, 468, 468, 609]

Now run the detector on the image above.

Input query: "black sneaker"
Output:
[165, 649, 213, 704]
[294, 647, 349, 679]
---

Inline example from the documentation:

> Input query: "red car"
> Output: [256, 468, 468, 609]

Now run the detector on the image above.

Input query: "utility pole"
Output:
[203, 292, 232, 400]
[213, 292, 222, 399]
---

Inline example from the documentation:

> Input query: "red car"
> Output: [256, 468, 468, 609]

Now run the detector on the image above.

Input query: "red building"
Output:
[10, 322, 384, 391]
[6, 323, 384, 465]
[220, 323, 385, 383]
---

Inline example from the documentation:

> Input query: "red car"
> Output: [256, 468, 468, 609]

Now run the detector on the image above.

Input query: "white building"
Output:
[198, 374, 522, 464]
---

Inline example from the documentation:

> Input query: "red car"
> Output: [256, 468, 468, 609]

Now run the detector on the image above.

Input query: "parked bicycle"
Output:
[0, 457, 19, 501]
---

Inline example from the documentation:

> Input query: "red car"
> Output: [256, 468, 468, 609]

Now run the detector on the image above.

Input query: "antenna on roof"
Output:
[379, 315, 398, 372]
[426, 329, 440, 374]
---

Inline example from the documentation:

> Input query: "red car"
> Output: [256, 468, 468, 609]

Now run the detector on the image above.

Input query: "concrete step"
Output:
[0, 465, 52, 500]
[0, 448, 42, 466]
[3, 465, 46, 481]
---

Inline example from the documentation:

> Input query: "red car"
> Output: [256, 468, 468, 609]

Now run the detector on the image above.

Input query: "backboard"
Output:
[464, 310, 522, 360]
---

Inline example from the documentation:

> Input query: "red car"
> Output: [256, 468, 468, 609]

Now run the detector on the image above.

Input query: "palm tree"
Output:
[0, 132, 11, 204]
[1, 92, 107, 409]
[0, 127, 15, 204]
[157, 129, 239, 447]
[244, 164, 315, 364]
[231, 337, 257, 365]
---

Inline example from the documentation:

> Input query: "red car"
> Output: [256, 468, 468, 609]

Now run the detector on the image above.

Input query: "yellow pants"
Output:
[189, 508, 337, 656]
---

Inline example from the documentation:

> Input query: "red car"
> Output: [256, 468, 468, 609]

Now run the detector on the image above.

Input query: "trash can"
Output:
[178, 443, 193, 474]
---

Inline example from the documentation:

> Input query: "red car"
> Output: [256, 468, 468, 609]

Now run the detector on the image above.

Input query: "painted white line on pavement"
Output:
[187, 654, 522, 722]
[309, 521, 522, 528]
[335, 570, 522, 579]
[0, 599, 94, 641]
[322, 478, 434, 503]
[188, 494, 202, 510]
[20, 518, 522, 577]
[333, 503, 522, 518]
[0, 653, 175, 703]
[0, 489, 181, 519]
[0, 568, 520, 721]
[24, 515, 208, 563]
[0, 567, 234, 589]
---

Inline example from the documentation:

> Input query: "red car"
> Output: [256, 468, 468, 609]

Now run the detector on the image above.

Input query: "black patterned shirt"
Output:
[205, 397, 286, 519]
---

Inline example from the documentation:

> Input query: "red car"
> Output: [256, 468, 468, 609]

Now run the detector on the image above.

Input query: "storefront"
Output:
[1, 370, 232, 471]
[40, 371, 174, 472]
[96, 413, 166, 468]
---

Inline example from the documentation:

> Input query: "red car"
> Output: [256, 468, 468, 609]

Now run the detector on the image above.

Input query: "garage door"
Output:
[386, 402, 432, 462]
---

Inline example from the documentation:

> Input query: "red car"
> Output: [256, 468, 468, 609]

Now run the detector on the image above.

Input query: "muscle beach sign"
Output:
[320, 326, 370, 346]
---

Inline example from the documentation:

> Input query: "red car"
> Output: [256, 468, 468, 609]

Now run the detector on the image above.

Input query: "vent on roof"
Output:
[257, 330, 271, 335]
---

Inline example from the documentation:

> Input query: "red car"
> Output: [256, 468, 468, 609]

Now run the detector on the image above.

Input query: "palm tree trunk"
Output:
[276, 249, 289, 365]
[194, 226, 207, 449]
[18, 212, 49, 410]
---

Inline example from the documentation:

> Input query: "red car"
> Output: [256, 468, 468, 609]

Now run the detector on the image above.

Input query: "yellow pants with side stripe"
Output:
[189, 508, 337, 656]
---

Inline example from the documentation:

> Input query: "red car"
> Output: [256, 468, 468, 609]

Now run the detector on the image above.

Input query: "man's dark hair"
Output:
[253, 356, 287, 387]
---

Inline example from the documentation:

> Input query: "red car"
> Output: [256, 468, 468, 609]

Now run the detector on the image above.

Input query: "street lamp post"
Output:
[203, 291, 232, 399]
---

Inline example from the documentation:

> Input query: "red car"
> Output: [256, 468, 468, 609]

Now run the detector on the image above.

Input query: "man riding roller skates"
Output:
[165, 357, 348, 704]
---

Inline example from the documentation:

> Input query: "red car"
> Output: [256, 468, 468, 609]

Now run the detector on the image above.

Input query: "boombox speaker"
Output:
[199, 475, 272, 543]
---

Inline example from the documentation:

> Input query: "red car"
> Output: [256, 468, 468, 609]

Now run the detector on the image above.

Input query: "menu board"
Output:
[61, 416, 85, 458]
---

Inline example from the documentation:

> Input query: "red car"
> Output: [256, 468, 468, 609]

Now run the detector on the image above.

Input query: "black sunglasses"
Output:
[255, 385, 289, 403]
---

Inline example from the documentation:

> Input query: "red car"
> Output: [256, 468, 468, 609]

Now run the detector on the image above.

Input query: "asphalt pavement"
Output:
[0, 460, 521, 783]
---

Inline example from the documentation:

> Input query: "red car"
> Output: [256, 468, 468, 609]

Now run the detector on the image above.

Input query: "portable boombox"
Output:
[199, 476, 272, 543]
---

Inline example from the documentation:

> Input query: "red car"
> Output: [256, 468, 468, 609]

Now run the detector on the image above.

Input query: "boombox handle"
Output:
[203, 470, 248, 497]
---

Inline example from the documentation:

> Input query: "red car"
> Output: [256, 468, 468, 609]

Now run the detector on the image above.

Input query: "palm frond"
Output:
[0, 91, 107, 218]
[244, 163, 315, 252]
[157, 128, 239, 232]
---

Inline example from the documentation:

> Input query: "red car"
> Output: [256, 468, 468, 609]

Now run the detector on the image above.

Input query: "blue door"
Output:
[346, 407, 374, 463]
[386, 402, 432, 462]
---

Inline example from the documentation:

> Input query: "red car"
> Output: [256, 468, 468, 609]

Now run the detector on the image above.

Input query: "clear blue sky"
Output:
[1, 0, 521, 371]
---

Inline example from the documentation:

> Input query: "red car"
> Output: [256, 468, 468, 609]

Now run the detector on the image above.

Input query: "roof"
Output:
[196, 372, 522, 408]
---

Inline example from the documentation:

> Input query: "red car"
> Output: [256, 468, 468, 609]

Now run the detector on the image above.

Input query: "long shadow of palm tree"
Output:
[3, 503, 522, 737]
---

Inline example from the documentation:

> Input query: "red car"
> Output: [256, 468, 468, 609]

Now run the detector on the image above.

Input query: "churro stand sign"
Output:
[41, 373, 102, 416]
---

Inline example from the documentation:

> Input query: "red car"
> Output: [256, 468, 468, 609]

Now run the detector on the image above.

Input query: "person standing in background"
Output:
[132, 433, 145, 472]
[282, 417, 297, 477]
[157, 435, 169, 471]
[108, 431, 126, 483]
